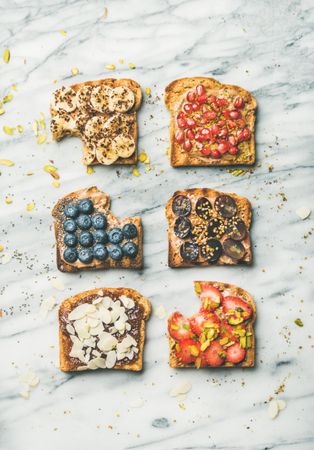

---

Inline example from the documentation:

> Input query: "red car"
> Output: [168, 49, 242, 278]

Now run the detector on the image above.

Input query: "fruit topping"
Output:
[180, 241, 199, 262]
[200, 239, 222, 262]
[93, 243, 108, 261]
[203, 340, 225, 367]
[108, 244, 123, 261]
[174, 216, 192, 239]
[199, 284, 222, 311]
[78, 231, 94, 247]
[189, 311, 220, 336]
[175, 339, 200, 364]
[108, 227, 123, 244]
[63, 219, 77, 233]
[225, 342, 246, 364]
[91, 213, 107, 229]
[64, 203, 79, 218]
[93, 229, 108, 244]
[214, 195, 237, 218]
[122, 241, 138, 258]
[78, 248, 93, 264]
[225, 219, 247, 241]
[195, 197, 212, 220]
[78, 198, 94, 214]
[76, 214, 92, 230]
[172, 195, 192, 217]
[63, 248, 78, 263]
[222, 238, 245, 261]
[122, 223, 138, 239]
[168, 312, 193, 341]
[207, 217, 225, 239]
[222, 296, 252, 324]
[64, 233, 78, 247]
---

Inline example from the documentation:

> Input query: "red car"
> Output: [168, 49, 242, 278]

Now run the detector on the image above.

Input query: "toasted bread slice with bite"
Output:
[168, 281, 256, 369]
[164, 77, 256, 167]
[52, 186, 143, 272]
[165, 188, 252, 268]
[50, 78, 142, 166]
[59, 287, 151, 372]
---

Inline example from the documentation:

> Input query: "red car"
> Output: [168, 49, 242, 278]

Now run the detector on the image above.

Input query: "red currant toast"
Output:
[50, 78, 142, 166]
[164, 77, 256, 166]
[168, 281, 256, 368]
[59, 287, 151, 372]
[165, 188, 252, 267]
[52, 186, 142, 272]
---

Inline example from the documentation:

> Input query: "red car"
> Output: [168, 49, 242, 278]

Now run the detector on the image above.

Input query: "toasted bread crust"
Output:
[51, 78, 142, 166]
[165, 188, 252, 268]
[168, 281, 256, 368]
[59, 287, 151, 372]
[164, 77, 256, 167]
[52, 186, 143, 272]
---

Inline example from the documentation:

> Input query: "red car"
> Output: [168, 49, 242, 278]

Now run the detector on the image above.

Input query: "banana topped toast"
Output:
[59, 287, 151, 372]
[168, 281, 256, 368]
[165, 188, 252, 267]
[52, 186, 142, 272]
[164, 77, 256, 167]
[50, 78, 142, 166]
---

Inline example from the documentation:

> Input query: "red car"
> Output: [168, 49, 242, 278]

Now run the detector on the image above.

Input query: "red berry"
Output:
[209, 95, 216, 103]
[218, 128, 228, 138]
[183, 139, 192, 151]
[177, 117, 186, 128]
[183, 103, 193, 114]
[199, 284, 222, 310]
[228, 135, 237, 146]
[201, 146, 211, 156]
[194, 133, 201, 142]
[229, 110, 241, 119]
[201, 128, 211, 137]
[203, 340, 225, 367]
[228, 146, 238, 155]
[218, 141, 229, 154]
[192, 102, 200, 111]
[176, 339, 200, 364]
[237, 118, 246, 129]
[187, 90, 196, 102]
[211, 124, 220, 136]
[177, 111, 186, 119]
[216, 97, 229, 107]
[242, 128, 250, 140]
[211, 149, 222, 159]
[196, 85, 205, 96]
[211, 102, 220, 112]
[226, 342, 246, 364]
[217, 120, 225, 127]
[196, 94, 207, 104]
[168, 312, 193, 341]
[175, 130, 184, 143]
[203, 111, 216, 120]
[186, 129, 195, 140]
[227, 120, 236, 129]
[222, 296, 252, 321]
[234, 96, 244, 109]
[222, 110, 230, 118]
[186, 118, 196, 129]
[189, 312, 220, 336]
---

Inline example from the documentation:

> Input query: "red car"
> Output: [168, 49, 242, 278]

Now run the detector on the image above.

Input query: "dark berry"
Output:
[108, 244, 123, 261]
[63, 248, 78, 263]
[122, 223, 138, 239]
[64, 233, 78, 247]
[78, 198, 94, 214]
[93, 229, 108, 244]
[76, 214, 92, 230]
[63, 219, 77, 233]
[93, 244, 108, 261]
[91, 213, 107, 229]
[108, 227, 123, 244]
[78, 248, 93, 264]
[79, 231, 94, 247]
[122, 241, 138, 259]
[64, 203, 79, 218]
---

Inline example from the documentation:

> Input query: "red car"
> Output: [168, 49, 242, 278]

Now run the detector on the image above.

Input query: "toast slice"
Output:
[165, 188, 252, 268]
[164, 77, 256, 167]
[168, 281, 256, 369]
[59, 287, 151, 372]
[50, 78, 142, 166]
[52, 186, 143, 272]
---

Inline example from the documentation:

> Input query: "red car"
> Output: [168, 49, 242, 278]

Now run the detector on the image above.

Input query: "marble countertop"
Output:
[1, 0, 313, 449]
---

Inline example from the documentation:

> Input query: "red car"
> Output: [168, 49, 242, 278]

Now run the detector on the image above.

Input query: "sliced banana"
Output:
[84, 115, 106, 138]
[82, 143, 96, 165]
[75, 112, 90, 134]
[112, 135, 135, 158]
[90, 85, 113, 113]
[52, 86, 77, 113]
[50, 113, 77, 140]
[76, 85, 93, 110]
[96, 138, 119, 165]
[109, 86, 135, 113]
[102, 113, 133, 138]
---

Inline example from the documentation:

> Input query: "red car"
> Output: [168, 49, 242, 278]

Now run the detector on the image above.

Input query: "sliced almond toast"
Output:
[168, 281, 256, 369]
[165, 188, 252, 268]
[50, 78, 142, 166]
[164, 77, 256, 167]
[52, 186, 142, 272]
[59, 287, 151, 372]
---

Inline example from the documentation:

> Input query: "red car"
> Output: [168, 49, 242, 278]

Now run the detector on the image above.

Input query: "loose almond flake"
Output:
[132, 168, 140, 177]
[0, 252, 12, 264]
[3, 126, 15, 135]
[145, 87, 151, 96]
[37, 134, 46, 145]
[71, 67, 79, 76]
[59, 30, 67, 36]
[20, 389, 30, 399]
[103, 7, 108, 18]
[39, 296, 57, 319]
[50, 277, 65, 291]
[154, 305, 166, 319]
[277, 399, 286, 411]
[129, 398, 144, 408]
[26, 202, 35, 212]
[3, 48, 10, 64]
[268, 400, 279, 419]
[170, 381, 192, 397]
[105, 64, 116, 70]
[3, 94, 13, 103]
[296, 206, 311, 220]
[0, 159, 14, 166]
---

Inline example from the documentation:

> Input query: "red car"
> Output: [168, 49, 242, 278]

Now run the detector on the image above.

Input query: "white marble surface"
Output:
[1, 0, 313, 449]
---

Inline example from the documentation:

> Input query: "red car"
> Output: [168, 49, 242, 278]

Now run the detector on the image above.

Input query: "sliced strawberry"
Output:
[226, 342, 246, 364]
[199, 283, 222, 311]
[189, 311, 220, 336]
[175, 339, 200, 364]
[168, 312, 192, 341]
[203, 340, 226, 367]
[220, 320, 239, 341]
[222, 296, 252, 324]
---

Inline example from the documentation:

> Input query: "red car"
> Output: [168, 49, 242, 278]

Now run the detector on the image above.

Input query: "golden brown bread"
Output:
[165, 188, 252, 268]
[52, 186, 143, 272]
[168, 281, 256, 369]
[50, 78, 142, 166]
[164, 77, 257, 167]
[59, 287, 151, 372]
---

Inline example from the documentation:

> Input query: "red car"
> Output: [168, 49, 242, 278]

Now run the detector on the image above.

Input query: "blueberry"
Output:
[108, 244, 123, 261]
[122, 241, 138, 259]
[78, 198, 94, 214]
[63, 219, 77, 233]
[64, 233, 78, 247]
[122, 223, 138, 239]
[93, 244, 108, 261]
[108, 227, 123, 244]
[78, 248, 93, 264]
[63, 248, 78, 263]
[76, 214, 92, 230]
[79, 231, 94, 247]
[64, 202, 79, 218]
[93, 229, 108, 244]
[91, 213, 107, 230]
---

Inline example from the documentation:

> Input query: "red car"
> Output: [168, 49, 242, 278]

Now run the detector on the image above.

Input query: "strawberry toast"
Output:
[168, 281, 256, 368]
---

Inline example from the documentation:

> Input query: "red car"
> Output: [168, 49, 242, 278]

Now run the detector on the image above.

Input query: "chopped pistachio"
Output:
[194, 282, 201, 294]
[71, 67, 79, 76]
[171, 324, 179, 330]
[118, 59, 124, 64]
[128, 62, 136, 69]
[37, 134, 46, 145]
[5, 197, 12, 204]
[52, 181, 60, 188]
[3, 94, 13, 103]
[3, 48, 10, 64]
[182, 323, 190, 330]
[3, 126, 15, 135]
[105, 64, 116, 70]
[0, 245, 4, 252]
[138, 151, 148, 163]
[59, 30, 67, 36]
[240, 336, 247, 348]
[132, 167, 140, 177]
[0, 109, 5, 115]
[86, 165, 94, 174]
[26, 202, 35, 212]
[17, 125, 23, 133]
[178, 403, 186, 410]
[189, 345, 199, 357]
[39, 113, 46, 129]
[11, 84, 17, 91]
[32, 120, 39, 136]
[294, 318, 303, 327]
[145, 87, 151, 96]
[0, 159, 14, 166]
[219, 337, 229, 346]
[200, 340, 210, 351]
[43, 165, 59, 179]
